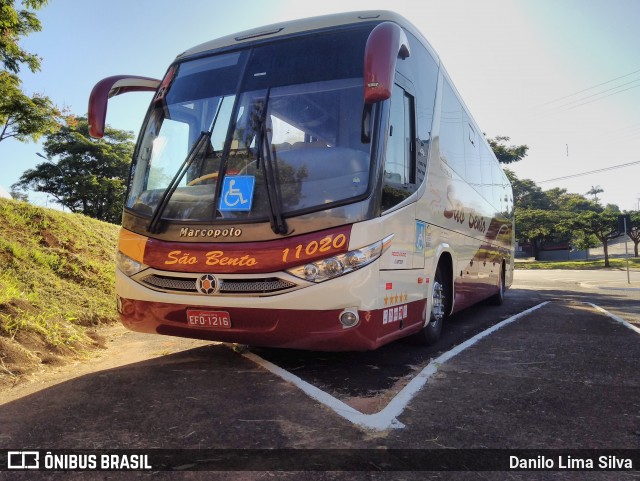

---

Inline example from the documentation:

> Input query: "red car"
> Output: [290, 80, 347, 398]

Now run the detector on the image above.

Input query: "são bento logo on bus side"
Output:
[197, 274, 218, 295]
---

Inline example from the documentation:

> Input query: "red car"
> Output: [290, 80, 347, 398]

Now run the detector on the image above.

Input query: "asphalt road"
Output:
[514, 268, 640, 323]
[0, 269, 638, 480]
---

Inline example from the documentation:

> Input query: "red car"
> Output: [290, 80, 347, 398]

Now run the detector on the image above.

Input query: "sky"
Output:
[2, 0, 640, 211]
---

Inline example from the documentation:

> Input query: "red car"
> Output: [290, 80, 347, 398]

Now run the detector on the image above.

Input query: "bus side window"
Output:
[439, 80, 465, 176]
[381, 83, 416, 212]
[464, 117, 481, 189]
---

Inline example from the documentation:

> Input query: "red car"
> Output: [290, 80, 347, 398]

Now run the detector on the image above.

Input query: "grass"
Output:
[515, 257, 640, 270]
[0, 198, 120, 384]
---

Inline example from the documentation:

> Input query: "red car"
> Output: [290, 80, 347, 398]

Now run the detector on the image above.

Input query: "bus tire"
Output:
[488, 262, 505, 306]
[414, 264, 450, 345]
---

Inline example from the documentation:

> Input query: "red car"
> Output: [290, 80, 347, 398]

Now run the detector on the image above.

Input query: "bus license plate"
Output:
[187, 310, 231, 329]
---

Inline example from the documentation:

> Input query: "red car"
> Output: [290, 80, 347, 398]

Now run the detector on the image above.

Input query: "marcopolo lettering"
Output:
[179, 227, 242, 238]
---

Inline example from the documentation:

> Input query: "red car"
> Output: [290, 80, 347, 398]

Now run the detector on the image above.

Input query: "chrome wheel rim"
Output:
[431, 280, 445, 324]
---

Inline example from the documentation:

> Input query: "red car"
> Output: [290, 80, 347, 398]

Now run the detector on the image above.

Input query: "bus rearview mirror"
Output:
[363, 22, 410, 104]
[88, 75, 160, 138]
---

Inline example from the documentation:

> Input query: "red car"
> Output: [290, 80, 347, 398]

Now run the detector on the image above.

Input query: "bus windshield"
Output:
[127, 28, 373, 226]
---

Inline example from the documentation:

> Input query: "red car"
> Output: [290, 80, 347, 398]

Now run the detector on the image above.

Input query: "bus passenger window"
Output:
[382, 84, 416, 212]
[439, 80, 465, 177]
[464, 117, 481, 189]
[480, 143, 494, 204]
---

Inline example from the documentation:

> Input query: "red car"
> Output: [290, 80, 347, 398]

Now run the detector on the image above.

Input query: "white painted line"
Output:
[241, 301, 550, 431]
[586, 303, 640, 335]
[241, 351, 373, 425]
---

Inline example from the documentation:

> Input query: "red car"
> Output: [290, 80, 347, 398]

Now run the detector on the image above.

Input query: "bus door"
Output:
[378, 80, 427, 332]
[380, 81, 423, 270]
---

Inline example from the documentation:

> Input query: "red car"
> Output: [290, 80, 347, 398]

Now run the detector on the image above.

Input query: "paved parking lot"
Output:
[0, 270, 638, 479]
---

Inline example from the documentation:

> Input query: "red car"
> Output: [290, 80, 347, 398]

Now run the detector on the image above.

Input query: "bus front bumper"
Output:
[116, 265, 425, 351]
[117, 296, 402, 351]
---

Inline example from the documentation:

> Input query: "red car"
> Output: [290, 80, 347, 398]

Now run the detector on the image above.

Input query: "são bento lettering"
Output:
[164, 250, 258, 267]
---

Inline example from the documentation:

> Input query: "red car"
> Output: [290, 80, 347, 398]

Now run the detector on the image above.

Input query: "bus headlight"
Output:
[287, 234, 393, 283]
[116, 251, 148, 277]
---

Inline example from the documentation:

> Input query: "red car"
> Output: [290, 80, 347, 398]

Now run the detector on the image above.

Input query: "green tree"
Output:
[603, 203, 621, 214]
[12, 117, 134, 223]
[504, 169, 550, 210]
[487, 135, 529, 164]
[571, 231, 600, 259]
[0, 0, 66, 146]
[571, 210, 621, 267]
[515, 208, 568, 260]
[545, 188, 596, 213]
[9, 187, 27, 201]
[0, 71, 66, 143]
[0, 0, 48, 73]
[586, 185, 604, 204]
[628, 211, 640, 257]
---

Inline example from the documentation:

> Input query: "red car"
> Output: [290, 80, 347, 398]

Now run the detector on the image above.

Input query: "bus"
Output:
[88, 10, 514, 351]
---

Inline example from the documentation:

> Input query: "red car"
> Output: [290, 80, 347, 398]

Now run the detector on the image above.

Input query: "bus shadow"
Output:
[250, 285, 638, 401]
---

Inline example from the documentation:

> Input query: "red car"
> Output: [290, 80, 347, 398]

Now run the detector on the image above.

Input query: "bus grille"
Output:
[218, 278, 297, 293]
[138, 273, 299, 296]
[140, 275, 195, 292]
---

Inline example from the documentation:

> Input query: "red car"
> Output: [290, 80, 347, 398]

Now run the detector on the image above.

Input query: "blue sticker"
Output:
[415, 221, 426, 253]
[219, 176, 255, 212]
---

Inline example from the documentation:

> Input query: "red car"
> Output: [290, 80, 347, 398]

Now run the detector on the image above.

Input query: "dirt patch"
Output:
[0, 336, 42, 380]
[0, 325, 214, 405]
[0, 301, 43, 385]
[0, 331, 70, 387]
[85, 328, 108, 349]
[0, 298, 37, 317]
[0, 323, 108, 390]
[40, 228, 62, 249]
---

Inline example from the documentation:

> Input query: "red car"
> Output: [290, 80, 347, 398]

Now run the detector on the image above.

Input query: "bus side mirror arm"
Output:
[363, 22, 411, 105]
[88, 75, 161, 138]
[361, 104, 372, 143]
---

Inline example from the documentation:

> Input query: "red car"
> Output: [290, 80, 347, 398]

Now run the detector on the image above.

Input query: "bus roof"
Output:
[176, 10, 439, 63]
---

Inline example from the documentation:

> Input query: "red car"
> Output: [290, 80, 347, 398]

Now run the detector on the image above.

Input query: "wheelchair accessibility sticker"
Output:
[219, 176, 255, 212]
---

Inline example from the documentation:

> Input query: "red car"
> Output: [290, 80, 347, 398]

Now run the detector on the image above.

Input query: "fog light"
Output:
[339, 309, 359, 328]
[116, 295, 123, 314]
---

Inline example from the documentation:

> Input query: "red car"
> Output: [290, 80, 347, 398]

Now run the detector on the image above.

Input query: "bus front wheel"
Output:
[414, 264, 450, 345]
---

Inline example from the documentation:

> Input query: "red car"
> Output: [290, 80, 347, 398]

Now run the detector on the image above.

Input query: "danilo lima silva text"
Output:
[510, 455, 633, 470]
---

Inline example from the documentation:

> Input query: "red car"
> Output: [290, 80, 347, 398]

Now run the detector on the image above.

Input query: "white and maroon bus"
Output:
[88, 11, 514, 351]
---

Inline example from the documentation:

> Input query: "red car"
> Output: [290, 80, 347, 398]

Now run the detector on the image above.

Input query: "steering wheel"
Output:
[187, 172, 219, 186]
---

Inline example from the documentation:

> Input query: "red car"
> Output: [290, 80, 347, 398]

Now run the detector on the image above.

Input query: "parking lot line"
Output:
[587, 302, 640, 335]
[241, 302, 550, 431]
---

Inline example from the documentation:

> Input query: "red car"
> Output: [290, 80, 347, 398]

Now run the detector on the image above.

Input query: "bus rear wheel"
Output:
[414, 264, 450, 345]
[488, 262, 505, 306]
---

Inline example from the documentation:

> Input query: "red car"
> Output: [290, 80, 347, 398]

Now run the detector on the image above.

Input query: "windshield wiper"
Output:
[255, 90, 288, 235]
[147, 130, 212, 234]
